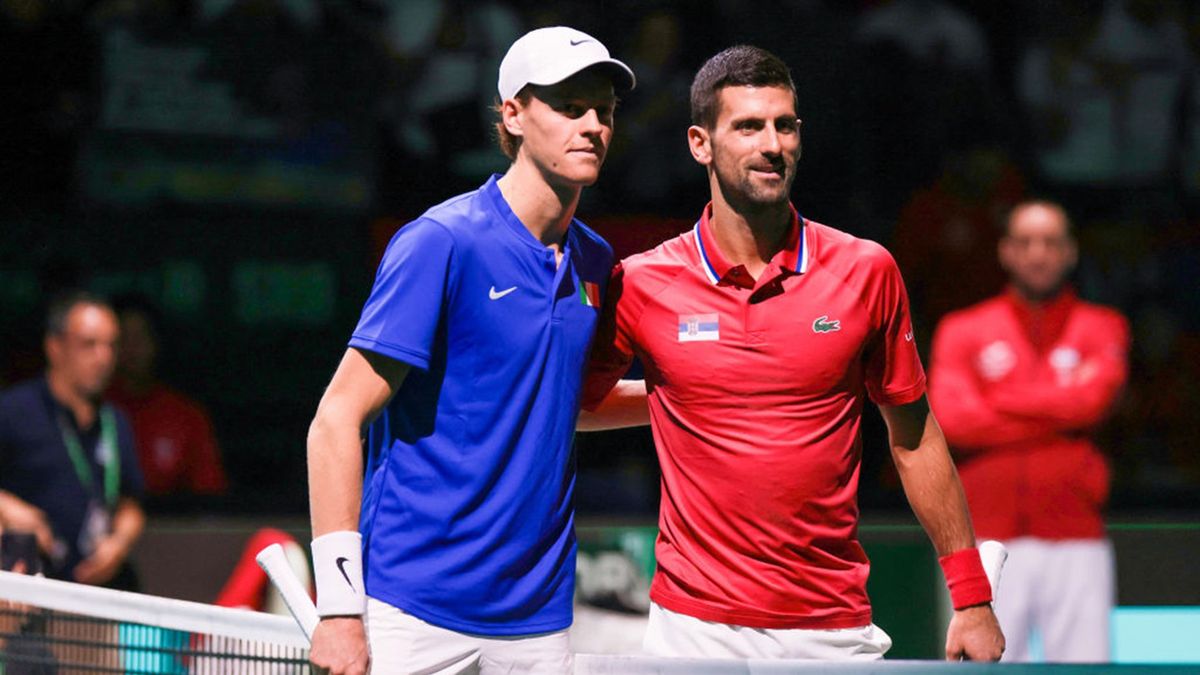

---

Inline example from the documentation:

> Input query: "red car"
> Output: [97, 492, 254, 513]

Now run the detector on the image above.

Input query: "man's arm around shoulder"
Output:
[577, 379, 650, 431]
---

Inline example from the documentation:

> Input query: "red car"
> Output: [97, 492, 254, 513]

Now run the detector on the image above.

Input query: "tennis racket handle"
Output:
[256, 543, 320, 641]
[978, 540, 1008, 600]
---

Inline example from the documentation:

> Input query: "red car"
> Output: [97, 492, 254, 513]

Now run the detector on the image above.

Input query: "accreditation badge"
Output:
[78, 499, 111, 558]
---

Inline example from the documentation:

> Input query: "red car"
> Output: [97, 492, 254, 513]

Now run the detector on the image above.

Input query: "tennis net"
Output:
[0, 570, 308, 673]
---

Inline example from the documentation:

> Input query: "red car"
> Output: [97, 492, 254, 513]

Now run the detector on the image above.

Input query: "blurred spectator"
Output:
[0, 291, 145, 590]
[856, 0, 990, 73]
[107, 294, 230, 503]
[596, 8, 695, 213]
[929, 201, 1130, 662]
[850, 0, 1004, 227]
[1015, 0, 1189, 192]
[892, 144, 1026, 345]
[375, 0, 522, 202]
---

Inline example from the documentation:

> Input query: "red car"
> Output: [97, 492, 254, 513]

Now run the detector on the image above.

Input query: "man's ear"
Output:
[44, 334, 63, 369]
[796, 118, 803, 161]
[687, 125, 711, 166]
[501, 98, 525, 139]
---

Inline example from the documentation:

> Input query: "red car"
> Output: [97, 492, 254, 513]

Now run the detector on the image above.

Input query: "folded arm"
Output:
[929, 325, 1058, 451]
[988, 339, 1129, 431]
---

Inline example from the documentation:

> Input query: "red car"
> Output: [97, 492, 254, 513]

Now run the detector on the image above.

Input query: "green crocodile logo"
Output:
[812, 315, 841, 333]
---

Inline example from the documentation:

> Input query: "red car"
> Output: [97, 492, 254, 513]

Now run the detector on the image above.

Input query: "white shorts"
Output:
[642, 602, 892, 660]
[993, 537, 1114, 663]
[364, 597, 572, 674]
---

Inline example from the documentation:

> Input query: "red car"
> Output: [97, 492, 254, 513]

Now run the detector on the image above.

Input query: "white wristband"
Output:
[311, 530, 366, 617]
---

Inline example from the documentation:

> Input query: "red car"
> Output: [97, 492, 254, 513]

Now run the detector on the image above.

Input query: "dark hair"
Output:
[111, 291, 165, 340]
[45, 290, 112, 337]
[690, 45, 797, 129]
[493, 89, 534, 161]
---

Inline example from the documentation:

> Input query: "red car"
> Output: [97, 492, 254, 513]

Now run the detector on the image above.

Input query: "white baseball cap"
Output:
[498, 26, 635, 101]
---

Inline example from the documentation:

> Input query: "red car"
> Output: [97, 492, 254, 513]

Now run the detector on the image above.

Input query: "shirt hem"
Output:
[976, 527, 1107, 541]
[650, 588, 872, 630]
[871, 377, 926, 407]
[348, 337, 431, 371]
[367, 591, 572, 637]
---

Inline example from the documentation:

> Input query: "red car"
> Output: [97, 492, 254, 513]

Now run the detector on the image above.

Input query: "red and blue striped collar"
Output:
[692, 202, 809, 285]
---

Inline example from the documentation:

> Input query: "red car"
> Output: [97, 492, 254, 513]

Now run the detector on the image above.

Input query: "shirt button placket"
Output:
[547, 249, 563, 318]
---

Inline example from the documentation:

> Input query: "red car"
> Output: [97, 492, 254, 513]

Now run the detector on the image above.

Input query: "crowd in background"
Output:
[2, 0, 1198, 515]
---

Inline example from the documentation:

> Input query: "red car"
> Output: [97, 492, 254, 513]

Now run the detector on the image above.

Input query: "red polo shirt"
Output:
[583, 204, 926, 629]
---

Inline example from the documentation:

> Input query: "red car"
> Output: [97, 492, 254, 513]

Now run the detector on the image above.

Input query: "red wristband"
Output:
[938, 547, 992, 609]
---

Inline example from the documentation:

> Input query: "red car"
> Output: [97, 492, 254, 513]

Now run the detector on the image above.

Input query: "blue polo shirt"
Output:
[349, 175, 613, 635]
[0, 377, 142, 579]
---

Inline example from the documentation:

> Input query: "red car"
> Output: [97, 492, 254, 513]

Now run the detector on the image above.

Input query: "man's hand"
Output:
[310, 617, 370, 675]
[73, 535, 129, 586]
[0, 491, 55, 556]
[945, 604, 1004, 661]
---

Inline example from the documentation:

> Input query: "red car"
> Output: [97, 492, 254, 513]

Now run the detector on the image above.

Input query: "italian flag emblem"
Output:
[580, 281, 601, 307]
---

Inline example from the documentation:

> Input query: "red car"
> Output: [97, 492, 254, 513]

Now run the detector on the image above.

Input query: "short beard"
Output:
[712, 156, 794, 214]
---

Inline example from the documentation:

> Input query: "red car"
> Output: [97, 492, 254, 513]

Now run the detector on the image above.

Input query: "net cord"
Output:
[0, 570, 308, 649]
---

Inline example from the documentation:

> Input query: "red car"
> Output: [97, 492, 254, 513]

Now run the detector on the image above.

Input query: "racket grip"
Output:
[978, 540, 1008, 601]
[256, 543, 320, 641]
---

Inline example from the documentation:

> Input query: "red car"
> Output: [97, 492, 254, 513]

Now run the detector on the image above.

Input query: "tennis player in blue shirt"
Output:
[305, 27, 634, 675]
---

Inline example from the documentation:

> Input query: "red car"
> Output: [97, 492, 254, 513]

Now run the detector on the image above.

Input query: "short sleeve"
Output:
[349, 219, 456, 370]
[863, 248, 926, 405]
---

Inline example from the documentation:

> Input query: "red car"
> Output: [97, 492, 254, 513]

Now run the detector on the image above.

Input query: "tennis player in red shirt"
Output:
[929, 200, 1130, 662]
[580, 45, 1003, 661]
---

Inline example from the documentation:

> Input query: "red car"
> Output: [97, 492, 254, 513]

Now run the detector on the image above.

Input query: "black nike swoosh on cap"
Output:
[569, 39, 593, 46]
[335, 556, 355, 591]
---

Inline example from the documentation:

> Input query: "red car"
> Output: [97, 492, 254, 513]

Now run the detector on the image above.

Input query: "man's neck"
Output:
[1010, 283, 1070, 307]
[497, 162, 582, 255]
[709, 190, 793, 279]
[46, 370, 99, 429]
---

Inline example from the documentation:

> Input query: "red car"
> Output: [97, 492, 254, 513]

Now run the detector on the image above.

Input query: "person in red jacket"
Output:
[929, 200, 1130, 663]
[107, 295, 229, 500]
